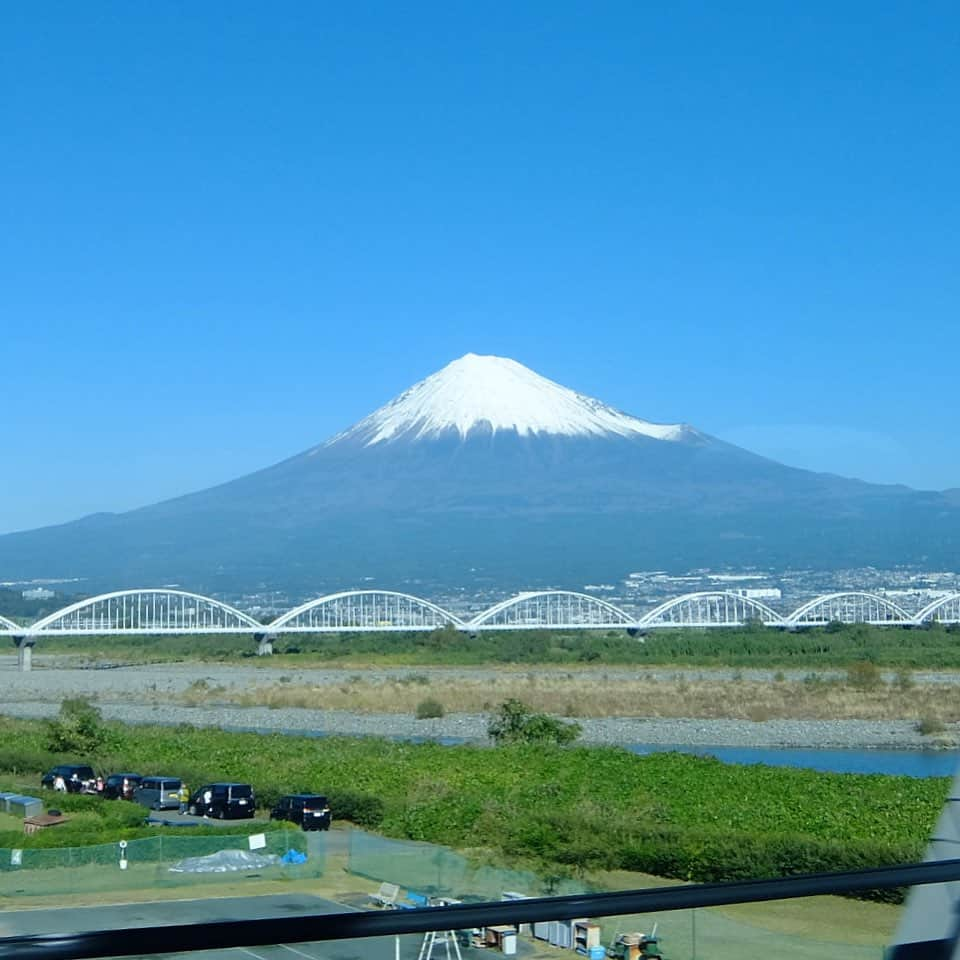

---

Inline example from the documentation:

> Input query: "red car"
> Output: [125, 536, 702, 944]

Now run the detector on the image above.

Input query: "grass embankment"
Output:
[0, 717, 945, 901]
[177, 669, 960, 725]
[28, 621, 960, 668]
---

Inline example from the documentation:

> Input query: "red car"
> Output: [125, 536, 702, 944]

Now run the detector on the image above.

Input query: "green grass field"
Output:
[0, 716, 946, 901]
[24, 621, 960, 668]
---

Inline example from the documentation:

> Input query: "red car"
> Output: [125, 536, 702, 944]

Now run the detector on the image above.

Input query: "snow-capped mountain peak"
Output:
[326, 353, 690, 446]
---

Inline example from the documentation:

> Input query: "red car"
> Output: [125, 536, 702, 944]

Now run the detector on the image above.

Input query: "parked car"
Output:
[40, 764, 95, 793]
[135, 776, 183, 810]
[103, 773, 143, 800]
[270, 794, 331, 831]
[189, 782, 256, 819]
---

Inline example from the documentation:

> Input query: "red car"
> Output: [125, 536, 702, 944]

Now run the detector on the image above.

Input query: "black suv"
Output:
[103, 773, 143, 800]
[40, 764, 95, 793]
[189, 782, 256, 819]
[270, 794, 331, 831]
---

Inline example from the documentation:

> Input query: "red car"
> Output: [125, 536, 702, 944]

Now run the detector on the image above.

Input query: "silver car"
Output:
[135, 776, 182, 810]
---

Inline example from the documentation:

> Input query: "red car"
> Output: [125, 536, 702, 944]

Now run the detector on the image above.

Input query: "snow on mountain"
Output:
[326, 353, 690, 446]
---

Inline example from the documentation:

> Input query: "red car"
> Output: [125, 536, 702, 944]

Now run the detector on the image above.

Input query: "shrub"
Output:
[916, 716, 946, 736]
[846, 660, 883, 691]
[894, 668, 915, 691]
[415, 698, 446, 719]
[487, 699, 582, 746]
[44, 698, 114, 755]
[325, 789, 385, 827]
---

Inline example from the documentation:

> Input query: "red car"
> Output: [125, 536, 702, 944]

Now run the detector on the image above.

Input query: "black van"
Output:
[41, 764, 95, 793]
[270, 794, 331, 831]
[103, 773, 143, 800]
[189, 782, 255, 819]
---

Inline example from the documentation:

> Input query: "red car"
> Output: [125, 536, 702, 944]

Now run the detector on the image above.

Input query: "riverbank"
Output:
[3, 698, 957, 752]
[4, 658, 960, 750]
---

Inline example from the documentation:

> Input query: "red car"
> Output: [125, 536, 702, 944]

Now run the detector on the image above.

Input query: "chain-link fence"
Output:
[0, 829, 320, 898]
[348, 830, 593, 900]
[347, 832, 886, 960]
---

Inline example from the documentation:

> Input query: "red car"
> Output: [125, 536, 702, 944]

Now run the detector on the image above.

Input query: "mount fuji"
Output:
[1, 353, 957, 592]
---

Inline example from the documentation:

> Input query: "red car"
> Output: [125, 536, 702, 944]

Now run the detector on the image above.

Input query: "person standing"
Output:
[53, 774, 66, 793]
[179, 783, 190, 815]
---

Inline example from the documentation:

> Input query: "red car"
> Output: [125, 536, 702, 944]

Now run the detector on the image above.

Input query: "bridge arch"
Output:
[468, 591, 635, 630]
[786, 592, 911, 626]
[269, 591, 463, 632]
[28, 589, 263, 635]
[0, 613, 20, 633]
[639, 591, 784, 628]
[915, 593, 960, 625]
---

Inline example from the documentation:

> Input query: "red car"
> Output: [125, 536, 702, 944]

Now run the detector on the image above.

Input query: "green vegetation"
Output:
[0, 714, 945, 900]
[0, 587, 77, 624]
[22, 621, 960, 668]
[0, 787, 283, 850]
[44, 698, 116, 754]
[916, 716, 947, 736]
[415, 698, 446, 719]
[487, 698, 582, 745]
[845, 660, 884, 691]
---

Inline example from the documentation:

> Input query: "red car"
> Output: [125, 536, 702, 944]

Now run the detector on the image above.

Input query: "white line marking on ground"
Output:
[280, 943, 323, 960]
[239, 947, 271, 960]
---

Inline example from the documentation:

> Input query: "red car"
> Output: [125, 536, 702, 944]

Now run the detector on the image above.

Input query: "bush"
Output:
[846, 660, 883, 691]
[415, 698, 445, 719]
[916, 716, 946, 736]
[44, 698, 114, 755]
[324, 789, 384, 827]
[487, 699, 582, 746]
[894, 668, 915, 691]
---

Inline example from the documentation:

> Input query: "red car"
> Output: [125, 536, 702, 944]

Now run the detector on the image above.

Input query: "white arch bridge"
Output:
[3, 587, 959, 670]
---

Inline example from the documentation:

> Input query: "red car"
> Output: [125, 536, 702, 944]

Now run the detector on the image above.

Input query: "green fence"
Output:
[347, 832, 887, 960]
[0, 829, 321, 899]
[348, 830, 592, 899]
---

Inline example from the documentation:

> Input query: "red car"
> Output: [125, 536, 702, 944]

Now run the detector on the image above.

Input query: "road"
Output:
[0, 893, 427, 960]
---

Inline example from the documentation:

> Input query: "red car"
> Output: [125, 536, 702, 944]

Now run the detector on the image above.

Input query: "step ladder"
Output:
[417, 928, 462, 960]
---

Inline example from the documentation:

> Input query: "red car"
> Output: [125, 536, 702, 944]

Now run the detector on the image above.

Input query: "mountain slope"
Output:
[0, 354, 956, 592]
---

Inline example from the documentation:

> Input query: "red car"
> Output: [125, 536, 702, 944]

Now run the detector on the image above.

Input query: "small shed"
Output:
[7, 795, 43, 818]
[23, 813, 70, 835]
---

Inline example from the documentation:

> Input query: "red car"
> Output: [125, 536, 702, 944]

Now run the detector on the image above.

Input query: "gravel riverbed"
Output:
[2, 657, 956, 751]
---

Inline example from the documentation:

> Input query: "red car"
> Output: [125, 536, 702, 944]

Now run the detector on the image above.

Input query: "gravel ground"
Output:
[2, 656, 957, 750]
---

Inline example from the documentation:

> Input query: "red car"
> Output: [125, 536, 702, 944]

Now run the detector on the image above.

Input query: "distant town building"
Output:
[735, 588, 782, 601]
[22, 587, 54, 600]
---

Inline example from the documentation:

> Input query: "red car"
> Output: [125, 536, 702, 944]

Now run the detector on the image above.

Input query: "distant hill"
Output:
[0, 353, 957, 593]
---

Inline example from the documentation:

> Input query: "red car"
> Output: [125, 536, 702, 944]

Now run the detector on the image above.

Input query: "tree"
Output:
[44, 697, 113, 755]
[487, 698, 581, 746]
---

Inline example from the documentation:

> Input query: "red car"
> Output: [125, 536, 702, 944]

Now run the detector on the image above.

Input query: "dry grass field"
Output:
[174, 670, 960, 723]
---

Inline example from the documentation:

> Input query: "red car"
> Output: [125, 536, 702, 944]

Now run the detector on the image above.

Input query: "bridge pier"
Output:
[13, 636, 34, 672]
[254, 633, 274, 656]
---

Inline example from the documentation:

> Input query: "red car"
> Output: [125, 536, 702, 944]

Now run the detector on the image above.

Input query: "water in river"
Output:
[626, 742, 957, 777]
[244, 725, 957, 778]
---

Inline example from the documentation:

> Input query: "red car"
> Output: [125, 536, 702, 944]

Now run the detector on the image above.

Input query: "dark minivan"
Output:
[189, 782, 255, 819]
[103, 773, 143, 800]
[41, 764, 95, 793]
[270, 794, 331, 831]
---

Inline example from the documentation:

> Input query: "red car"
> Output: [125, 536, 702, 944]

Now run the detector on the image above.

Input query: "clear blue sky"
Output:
[2, 1, 957, 534]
